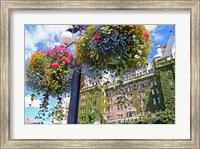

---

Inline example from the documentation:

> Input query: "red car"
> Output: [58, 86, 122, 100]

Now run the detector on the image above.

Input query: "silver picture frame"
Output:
[1, 0, 199, 148]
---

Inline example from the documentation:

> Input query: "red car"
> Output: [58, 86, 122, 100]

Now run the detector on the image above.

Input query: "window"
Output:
[121, 105, 123, 111]
[140, 100, 142, 107]
[130, 86, 133, 92]
[172, 89, 175, 96]
[156, 88, 159, 94]
[109, 98, 112, 104]
[169, 79, 173, 85]
[131, 102, 134, 107]
[154, 80, 157, 85]
[168, 70, 170, 76]
[152, 89, 155, 95]
[153, 98, 156, 105]
[117, 105, 120, 111]
[144, 101, 146, 107]
[157, 97, 161, 104]
[109, 106, 112, 113]
[140, 92, 145, 98]
[128, 103, 130, 108]
[121, 114, 123, 118]
[159, 109, 162, 112]
[150, 81, 153, 86]
[127, 94, 131, 100]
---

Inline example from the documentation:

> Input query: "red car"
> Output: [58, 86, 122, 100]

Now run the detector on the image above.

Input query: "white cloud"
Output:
[145, 25, 157, 32]
[25, 96, 41, 108]
[145, 25, 164, 41]
[151, 32, 164, 41]
[25, 25, 70, 59]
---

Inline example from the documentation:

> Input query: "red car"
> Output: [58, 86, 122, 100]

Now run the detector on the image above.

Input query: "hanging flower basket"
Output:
[26, 45, 74, 97]
[75, 25, 151, 74]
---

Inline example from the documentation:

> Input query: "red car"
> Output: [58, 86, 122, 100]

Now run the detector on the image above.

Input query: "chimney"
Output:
[156, 44, 162, 54]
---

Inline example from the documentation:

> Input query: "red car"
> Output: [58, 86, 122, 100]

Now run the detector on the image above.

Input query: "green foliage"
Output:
[105, 110, 175, 124]
[75, 25, 151, 76]
[26, 46, 73, 124]
[158, 64, 175, 112]
[53, 97, 64, 123]
[133, 110, 175, 124]
[117, 95, 130, 108]
[131, 87, 151, 114]
[78, 89, 108, 124]
[26, 46, 73, 97]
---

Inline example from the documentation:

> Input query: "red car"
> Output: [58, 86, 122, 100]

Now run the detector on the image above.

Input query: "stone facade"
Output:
[78, 34, 175, 124]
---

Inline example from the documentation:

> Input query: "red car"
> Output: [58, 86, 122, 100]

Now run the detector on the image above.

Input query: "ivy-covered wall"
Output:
[79, 57, 175, 123]
[130, 76, 165, 115]
[157, 60, 175, 112]
[78, 88, 109, 124]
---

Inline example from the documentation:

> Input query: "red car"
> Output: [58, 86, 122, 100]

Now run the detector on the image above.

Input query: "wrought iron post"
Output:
[67, 62, 81, 124]
[64, 25, 83, 124]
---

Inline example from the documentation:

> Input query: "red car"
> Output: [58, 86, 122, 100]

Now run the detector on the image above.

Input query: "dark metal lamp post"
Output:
[60, 25, 83, 124]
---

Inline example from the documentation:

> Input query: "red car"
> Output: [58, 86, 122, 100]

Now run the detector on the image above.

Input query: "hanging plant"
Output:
[26, 46, 73, 123]
[26, 45, 73, 97]
[75, 25, 151, 75]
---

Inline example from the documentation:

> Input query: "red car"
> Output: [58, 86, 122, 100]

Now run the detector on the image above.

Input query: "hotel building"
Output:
[78, 34, 175, 123]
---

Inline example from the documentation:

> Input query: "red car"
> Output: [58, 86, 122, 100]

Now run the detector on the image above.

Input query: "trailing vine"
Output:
[26, 46, 73, 123]
[78, 89, 109, 124]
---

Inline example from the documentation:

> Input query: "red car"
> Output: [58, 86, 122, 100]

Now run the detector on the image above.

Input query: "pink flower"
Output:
[62, 57, 71, 64]
[51, 62, 60, 69]
[46, 49, 55, 54]
[93, 32, 101, 40]
[66, 51, 74, 58]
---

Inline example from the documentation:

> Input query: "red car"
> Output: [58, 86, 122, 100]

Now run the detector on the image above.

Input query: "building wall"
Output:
[155, 56, 175, 112]
[78, 88, 109, 124]
[78, 34, 176, 123]
[78, 56, 175, 123]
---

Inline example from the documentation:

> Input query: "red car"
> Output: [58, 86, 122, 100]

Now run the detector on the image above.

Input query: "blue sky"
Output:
[25, 24, 175, 124]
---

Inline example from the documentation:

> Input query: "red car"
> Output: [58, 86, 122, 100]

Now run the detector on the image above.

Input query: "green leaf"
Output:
[31, 94, 35, 101]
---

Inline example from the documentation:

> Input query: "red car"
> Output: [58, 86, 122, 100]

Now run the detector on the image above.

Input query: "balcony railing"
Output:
[107, 116, 137, 122]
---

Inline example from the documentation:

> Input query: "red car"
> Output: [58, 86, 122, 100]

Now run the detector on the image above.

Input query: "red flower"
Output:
[93, 32, 101, 40]
[61, 57, 71, 64]
[51, 62, 60, 69]
[144, 32, 149, 38]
